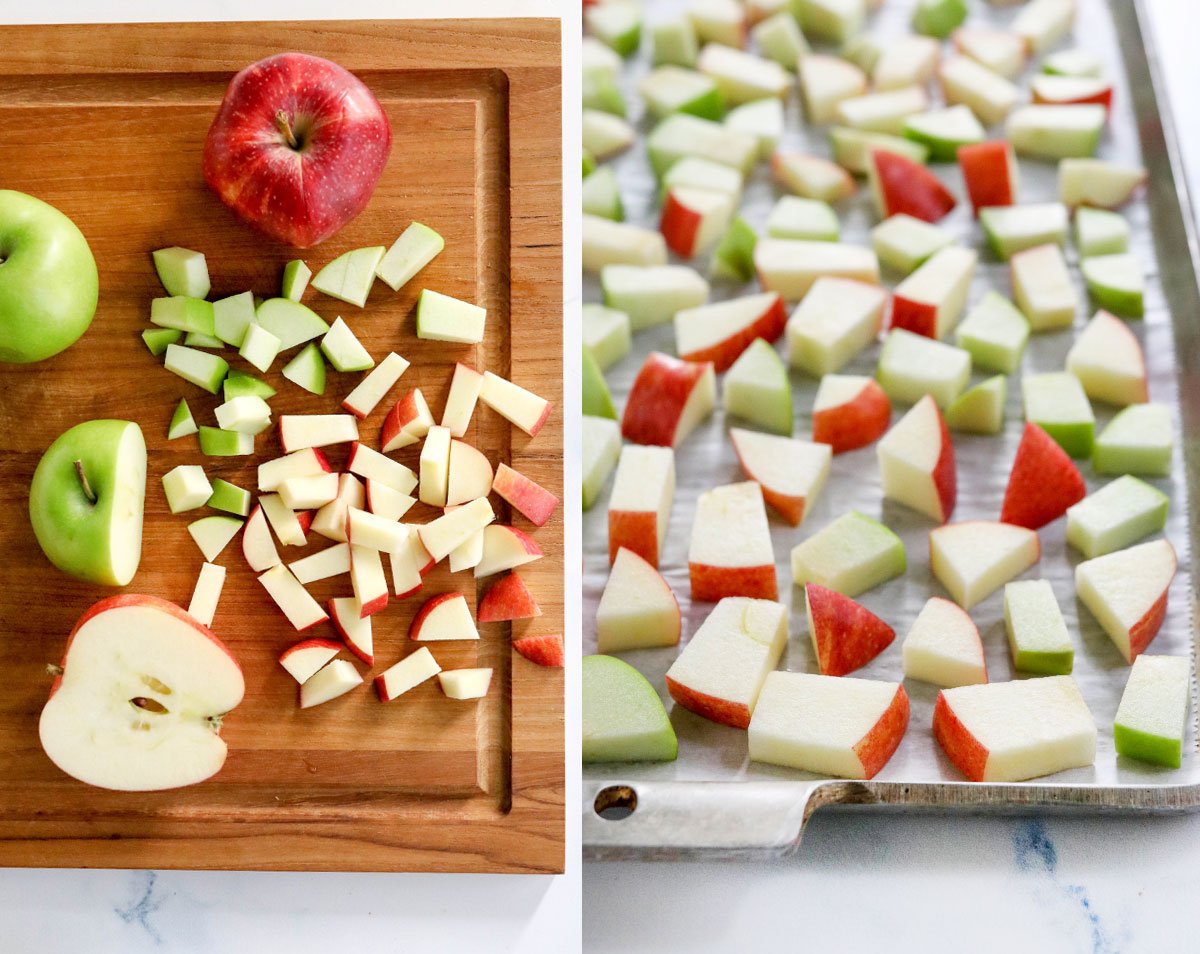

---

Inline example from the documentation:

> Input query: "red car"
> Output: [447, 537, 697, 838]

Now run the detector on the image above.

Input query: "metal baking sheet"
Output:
[582, 0, 1200, 857]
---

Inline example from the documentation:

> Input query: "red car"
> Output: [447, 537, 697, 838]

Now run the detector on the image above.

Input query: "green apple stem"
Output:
[275, 109, 299, 149]
[73, 459, 97, 504]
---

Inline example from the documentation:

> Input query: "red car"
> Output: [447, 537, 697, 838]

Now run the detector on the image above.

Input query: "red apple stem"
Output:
[74, 459, 97, 504]
[275, 109, 299, 149]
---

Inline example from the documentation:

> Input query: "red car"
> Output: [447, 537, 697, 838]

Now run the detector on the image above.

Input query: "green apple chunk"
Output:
[710, 216, 758, 282]
[954, 292, 1029, 374]
[151, 296, 215, 336]
[912, 0, 967, 38]
[320, 316, 374, 372]
[0, 189, 100, 363]
[198, 426, 253, 457]
[167, 398, 197, 440]
[945, 375, 1007, 435]
[1043, 48, 1103, 78]
[903, 105, 983, 161]
[583, 655, 678, 763]
[791, 510, 906, 597]
[1075, 207, 1130, 257]
[151, 247, 209, 299]
[583, 166, 625, 221]
[208, 477, 251, 517]
[646, 114, 758, 177]
[766, 197, 839, 242]
[164, 343, 228, 394]
[638, 66, 723, 120]
[416, 289, 486, 344]
[586, 1, 642, 56]
[583, 110, 635, 162]
[214, 395, 271, 435]
[187, 515, 243, 563]
[583, 415, 621, 510]
[582, 304, 632, 371]
[1006, 105, 1105, 160]
[1114, 655, 1190, 768]
[1066, 476, 1168, 559]
[795, 0, 864, 43]
[870, 214, 951, 275]
[282, 342, 326, 396]
[753, 11, 809, 68]
[1081, 253, 1144, 318]
[722, 338, 792, 435]
[238, 321, 282, 374]
[223, 368, 275, 401]
[184, 331, 224, 348]
[281, 259, 311, 301]
[311, 246, 384, 308]
[1022, 371, 1095, 458]
[212, 291, 255, 347]
[377, 222, 445, 292]
[651, 17, 698, 68]
[582, 149, 596, 178]
[29, 420, 146, 586]
[1093, 404, 1173, 477]
[254, 298, 329, 351]
[829, 127, 928, 175]
[876, 328, 971, 409]
[142, 327, 181, 357]
[584, 71, 626, 117]
[582, 345, 617, 420]
[980, 204, 1068, 261]
[725, 99, 784, 159]
[162, 464, 212, 513]
[1004, 579, 1074, 676]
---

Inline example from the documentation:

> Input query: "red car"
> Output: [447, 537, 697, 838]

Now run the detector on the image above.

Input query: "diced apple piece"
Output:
[348, 544, 388, 617]
[584, 344, 615, 419]
[419, 497, 496, 563]
[866, 149, 956, 223]
[794, 0, 864, 43]
[582, 304, 632, 374]
[389, 533, 429, 596]
[697, 43, 790, 105]
[478, 571, 541, 623]
[874, 34, 940, 89]
[929, 520, 1040, 610]
[281, 259, 311, 301]
[912, 0, 966, 37]
[213, 395, 271, 436]
[311, 246, 384, 308]
[1093, 404, 1173, 477]
[689, 481, 777, 601]
[208, 478, 250, 517]
[889, 246, 976, 341]
[1003, 579, 1074, 675]
[1043, 47, 1102, 78]
[829, 127, 928, 174]
[254, 298, 330, 351]
[583, 415, 622, 510]
[730, 428, 829, 526]
[902, 597, 987, 687]
[479, 371, 552, 438]
[1075, 207, 1130, 257]
[152, 247, 209, 299]
[765, 196, 839, 242]
[242, 505, 280, 572]
[752, 11, 808, 69]
[791, 510, 905, 597]
[938, 56, 1019, 125]
[806, 583, 894, 676]
[1000, 422, 1086, 530]
[876, 328, 971, 409]
[674, 292, 785, 373]
[1066, 310, 1148, 407]
[409, 593, 479, 642]
[328, 596, 373, 665]
[1076, 539, 1176, 663]
[785, 275, 886, 375]
[981, 204, 1068, 261]
[285, 542, 351, 586]
[258, 493, 306, 548]
[211, 292, 255, 348]
[958, 140, 1019, 215]
[340, 352, 410, 421]
[185, 561, 225, 629]
[583, 109, 636, 161]
[257, 448, 330, 493]
[587, 0, 643, 55]
[1067, 476, 1168, 560]
[345, 506, 407, 553]
[1010, 243, 1077, 331]
[903, 106, 984, 163]
[812, 375, 891, 454]
[281, 343, 326, 396]
[952, 27, 1027, 79]
[954, 291, 1029, 374]
[223, 368, 275, 401]
[651, 17, 699, 69]
[722, 338, 792, 435]
[1006, 105, 1105, 160]
[1060, 159, 1144, 211]
[197, 426, 253, 458]
[438, 668, 493, 701]
[279, 638, 342, 685]
[1013, 0, 1075, 54]
[601, 264, 709, 331]
[664, 156, 745, 202]
[1081, 253, 1143, 319]
[646, 113, 759, 176]
[709, 216, 758, 282]
[878, 395, 956, 524]
[755, 238, 879, 300]
[660, 186, 735, 259]
[597, 547, 681, 652]
[278, 414, 358, 453]
[298, 659, 363, 708]
[378, 388, 433, 453]
[638, 66, 722, 121]
[142, 327, 181, 357]
[474, 524, 542, 578]
[164, 343, 228, 394]
[152, 296, 215, 336]
[622, 351, 716, 447]
[365, 480, 415, 522]
[771, 152, 855, 203]
[258, 564, 328, 631]
[836, 86, 928, 135]
[870, 214, 952, 275]
[608, 444, 674, 567]
[725, 97, 785, 158]
[492, 463, 559, 527]
[582, 655, 678, 762]
[319, 316, 373, 373]
[1022, 372, 1094, 459]
[374, 648, 441, 702]
[584, 216, 668, 272]
[945, 376, 1007, 435]
[376, 221, 444, 291]
[514, 633, 565, 668]
[1114, 655, 1190, 768]
[687, 0, 746, 47]
[162, 464, 212, 514]
[186, 515, 243, 563]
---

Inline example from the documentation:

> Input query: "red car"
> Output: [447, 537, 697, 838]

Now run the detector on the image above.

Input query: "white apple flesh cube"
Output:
[446, 439, 494, 505]
[939, 56, 1019, 125]
[164, 344, 228, 394]
[664, 597, 788, 728]
[835, 86, 929, 135]
[601, 264, 710, 331]
[1076, 207, 1130, 257]
[748, 672, 909, 779]
[597, 546, 681, 652]
[152, 247, 210, 299]
[382, 387, 435, 451]
[258, 564, 328, 631]
[889, 246, 976, 341]
[350, 545, 389, 616]
[258, 493, 307, 547]
[636, 66, 720, 122]
[724, 98, 785, 159]
[348, 442, 417, 495]
[583, 415, 622, 510]
[873, 35, 939, 90]
[438, 668, 493, 701]
[754, 238, 879, 301]
[258, 448, 330, 492]
[945, 376, 1007, 435]
[479, 371, 552, 437]
[582, 305, 632, 372]
[799, 54, 868, 125]
[651, 17, 699, 68]
[1006, 105, 1105, 160]
[980, 204, 1068, 261]
[254, 298, 329, 351]
[953, 27, 1027, 80]
[1081, 253, 1143, 318]
[187, 515, 243, 562]
[311, 246, 384, 308]
[346, 507, 408, 553]
[791, 510, 905, 596]
[416, 289, 487, 344]
[375, 648, 441, 702]
[212, 291, 255, 347]
[730, 428, 830, 526]
[771, 152, 854, 204]
[663, 156, 744, 201]
[1043, 47, 1102, 78]
[1010, 244, 1077, 331]
[447, 528, 485, 574]
[902, 106, 985, 162]
[870, 214, 952, 275]
[877, 395, 955, 523]
[752, 10, 808, 69]
[418, 425, 452, 506]
[766, 197, 839, 242]
[929, 521, 1040, 610]
[162, 464, 212, 514]
[279, 414, 359, 452]
[418, 496, 496, 562]
[583, 109, 635, 160]
[954, 291, 1029, 374]
[688, 481, 777, 602]
[785, 277, 885, 380]
[242, 506, 280, 572]
[1013, 0, 1075, 53]
[876, 329, 971, 409]
[320, 316, 374, 373]
[276, 473, 339, 511]
[187, 562, 226, 628]
[673, 291, 784, 371]
[410, 593, 479, 641]
[474, 524, 543, 578]
[902, 597, 987, 687]
[214, 395, 272, 435]
[342, 352, 410, 419]
[1066, 310, 1147, 406]
[829, 127, 928, 174]
[1114, 655, 1190, 768]
[608, 444, 674, 567]
[238, 321, 282, 374]
[279, 638, 341, 685]
[697, 42, 789, 105]
[299, 659, 363, 709]
[1066, 476, 1168, 560]
[289, 542, 352, 584]
[646, 113, 759, 176]
[376, 221, 444, 291]
[1059, 159, 1145, 209]
[367, 480, 416, 522]
[389, 538, 426, 595]
[722, 338, 792, 435]
[1075, 539, 1177, 663]
[1094, 404, 1173, 477]
[198, 426, 254, 458]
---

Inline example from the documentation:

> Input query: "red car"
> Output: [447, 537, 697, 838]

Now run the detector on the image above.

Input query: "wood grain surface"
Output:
[0, 19, 563, 873]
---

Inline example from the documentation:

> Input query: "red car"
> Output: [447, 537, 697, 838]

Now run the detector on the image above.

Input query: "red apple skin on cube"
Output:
[1000, 422, 1086, 530]
[678, 295, 787, 372]
[689, 563, 778, 603]
[958, 141, 1017, 215]
[889, 294, 937, 339]
[202, 53, 391, 248]
[328, 601, 372, 666]
[1032, 85, 1113, 112]
[491, 463, 559, 527]
[932, 691, 988, 781]
[806, 583, 896, 677]
[812, 380, 891, 454]
[380, 390, 427, 453]
[660, 190, 705, 259]
[513, 633, 564, 668]
[666, 676, 755, 730]
[296, 510, 313, 537]
[871, 149, 956, 223]
[609, 511, 659, 567]
[622, 352, 713, 447]
[932, 404, 957, 523]
[1129, 591, 1170, 660]
[478, 572, 542, 623]
[407, 592, 458, 639]
[855, 685, 910, 779]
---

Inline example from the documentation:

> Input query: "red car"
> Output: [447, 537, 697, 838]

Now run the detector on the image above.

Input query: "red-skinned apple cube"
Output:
[608, 444, 674, 567]
[659, 186, 735, 259]
[771, 151, 855, 203]
[478, 571, 542, 623]
[279, 638, 342, 685]
[621, 351, 716, 447]
[479, 372, 552, 438]
[596, 547, 681, 652]
[806, 583, 895, 676]
[513, 633, 564, 668]
[688, 481, 777, 601]
[889, 246, 976, 340]
[730, 428, 830, 526]
[492, 462, 559, 527]
[1000, 422, 1086, 530]
[1075, 539, 1176, 663]
[673, 292, 785, 372]
[474, 525, 543, 578]
[877, 395, 956, 524]
[958, 141, 1019, 215]
[812, 375, 892, 454]
[867, 148, 956, 223]
[329, 597, 373, 666]
[349, 544, 388, 617]
[380, 387, 433, 452]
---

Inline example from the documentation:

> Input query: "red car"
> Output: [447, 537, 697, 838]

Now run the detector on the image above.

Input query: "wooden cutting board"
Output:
[0, 19, 563, 873]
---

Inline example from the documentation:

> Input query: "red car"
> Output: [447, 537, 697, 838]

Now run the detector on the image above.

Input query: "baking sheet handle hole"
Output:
[594, 785, 637, 821]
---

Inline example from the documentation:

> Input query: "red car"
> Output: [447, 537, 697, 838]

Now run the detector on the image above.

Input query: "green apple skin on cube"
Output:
[214, 395, 272, 436]
[416, 289, 486, 344]
[1022, 372, 1095, 459]
[239, 321, 282, 374]
[582, 304, 632, 371]
[582, 415, 622, 511]
[902, 105, 983, 161]
[151, 296, 216, 337]
[722, 338, 792, 435]
[584, 71, 627, 117]
[164, 343, 229, 394]
[212, 291, 256, 347]
[795, 0, 864, 44]
[871, 214, 952, 275]
[954, 292, 1030, 374]
[311, 246, 385, 309]
[945, 375, 1006, 435]
[651, 18, 698, 69]
[1043, 48, 1103, 78]
[979, 204, 1068, 261]
[753, 11, 809, 69]
[254, 298, 329, 351]
[766, 197, 839, 242]
[912, 0, 967, 39]
[638, 66, 724, 121]
[725, 99, 784, 160]
[1006, 105, 1105, 160]
[142, 327, 181, 357]
[710, 216, 758, 281]
[1003, 579, 1074, 676]
[223, 368, 276, 401]
[1093, 404, 1173, 477]
[162, 464, 212, 514]
[1066, 475, 1168, 559]
[320, 316, 374, 373]
[167, 398, 197, 440]
[281, 260, 311, 302]
[198, 426, 253, 457]
[582, 345, 617, 420]
[582, 149, 596, 177]
[586, 2, 642, 57]
[1081, 253, 1144, 318]
[187, 514, 244, 563]
[377, 222, 445, 292]
[583, 166, 626, 221]
[282, 342, 326, 396]
[876, 329, 971, 409]
[184, 331, 224, 349]
[1114, 655, 1190, 768]
[1075, 207, 1130, 257]
[791, 510, 906, 597]
[152, 247, 210, 299]
[208, 478, 252, 517]
[582, 655, 678, 763]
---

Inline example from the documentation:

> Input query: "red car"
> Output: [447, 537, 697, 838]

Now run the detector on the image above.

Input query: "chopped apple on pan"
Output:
[659, 187, 735, 259]
[608, 444, 674, 566]
[279, 414, 359, 453]
[806, 583, 894, 677]
[439, 668, 493, 701]
[929, 520, 1040, 610]
[958, 141, 1019, 216]
[279, 638, 342, 685]
[835, 86, 929, 136]
[1066, 476, 1168, 560]
[646, 113, 759, 177]
[622, 351, 716, 447]
[583, 415, 622, 510]
[1007, 105, 1106, 161]
[375, 647, 441, 702]
[1000, 422, 1086, 530]
[329, 596, 373, 665]
[665, 596, 787, 728]
[730, 428, 829, 526]
[873, 34, 939, 89]
[258, 564, 328, 630]
[829, 127, 928, 174]
[596, 547, 681, 653]
[409, 593, 479, 642]
[902, 597, 987, 688]
[513, 633, 565, 667]
[475, 524, 543, 578]
[876, 328, 971, 409]
[867, 149, 955, 223]
[1023, 372, 1095, 459]
[752, 11, 808, 71]
[1043, 47, 1103, 79]
[952, 27, 1027, 80]
[689, 481, 777, 601]
[871, 214, 952, 275]
[1004, 579, 1074, 675]
[945, 376, 1007, 436]
[492, 463, 559, 527]
[981, 203, 1068, 261]
[766, 196, 839, 242]
[479, 371, 552, 438]
[1076, 538, 1176, 663]
[1114, 655, 1191, 768]
[1075, 207, 1130, 257]
[688, 0, 746, 47]
[1059, 159, 1145, 209]
[1014, 0, 1075, 53]
[478, 571, 541, 623]
[1066, 310, 1147, 407]
[187, 562, 226, 629]
[696, 43, 790, 105]
[938, 56, 1019, 126]
[912, 0, 966, 38]
[348, 442, 417, 496]
[812, 375, 891, 454]
[878, 395, 956, 524]
[601, 264, 710, 331]
[242, 505, 281, 572]
[754, 238, 880, 300]
[376, 221, 444, 292]
[584, 216, 668, 273]
[1010, 243, 1076, 331]
[583, 109, 635, 161]
[637, 66, 723, 121]
[418, 496, 495, 563]
[1094, 403, 1173, 477]
[343, 352, 410, 419]
[187, 515, 243, 563]
[794, 0, 864, 43]
[664, 156, 745, 202]
[933, 676, 1095, 782]
[889, 246, 976, 340]
[725, 98, 785, 158]
[902, 105, 984, 163]
[710, 216, 758, 281]
[771, 151, 855, 203]
[1081, 253, 1143, 319]
[786, 277, 886, 376]
[748, 671, 909, 779]
[1031, 73, 1113, 111]
[39, 595, 245, 791]
[955, 291, 1029, 375]
[582, 655, 678, 762]
[674, 291, 785, 371]
[791, 510, 905, 597]
[722, 340, 791, 435]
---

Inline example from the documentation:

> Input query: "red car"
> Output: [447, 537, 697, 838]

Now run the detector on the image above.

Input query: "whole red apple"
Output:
[203, 52, 391, 248]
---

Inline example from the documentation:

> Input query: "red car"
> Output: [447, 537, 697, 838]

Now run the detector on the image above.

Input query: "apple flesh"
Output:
[282, 343, 326, 396]
[889, 246, 976, 340]
[1076, 207, 1130, 257]
[945, 376, 1007, 436]
[902, 105, 984, 162]
[877, 394, 956, 524]
[1081, 253, 1144, 319]
[766, 196, 839, 242]
[621, 351, 716, 447]
[1022, 372, 1095, 459]
[730, 428, 829, 526]
[329, 596, 373, 665]
[241, 505, 281, 572]
[342, 352, 410, 419]
[299, 659, 363, 709]
[419, 497, 495, 563]
[929, 520, 1040, 610]
[952, 27, 1027, 80]
[1076, 539, 1176, 663]
[1066, 310, 1147, 406]
[583, 654, 678, 762]
[755, 238, 880, 300]
[187, 515, 243, 563]
[958, 140, 1019, 215]
[870, 214, 952, 275]
[1066, 475, 1168, 560]
[837, 87, 929, 136]
[258, 564, 328, 630]
[902, 597, 987, 687]
[939, 55, 1019, 126]
[513, 633, 564, 667]
[1093, 403, 1173, 477]
[320, 317, 373, 373]
[637, 66, 722, 122]
[725, 98, 784, 158]
[279, 638, 341, 685]
[954, 291, 1029, 374]
[867, 149, 955, 224]
[1004, 579, 1074, 675]
[876, 328, 971, 410]
[583, 415, 622, 510]
[374, 648, 441, 702]
[311, 246, 383, 308]
[597, 545, 681, 652]
[688, 481, 777, 601]
[1114, 655, 1190, 768]
[410, 592, 479, 642]
[1006, 104, 1105, 160]
[381, 387, 434, 452]
[646, 113, 758, 177]
[289, 541, 351, 584]
[1000, 421, 1086, 530]
[786, 277, 886, 376]
[753, 11, 808, 69]
[1059, 158, 1145, 208]
[438, 668, 493, 701]
[601, 264, 709, 331]
[771, 152, 855, 204]
[791, 510, 906, 597]
[492, 463, 558, 527]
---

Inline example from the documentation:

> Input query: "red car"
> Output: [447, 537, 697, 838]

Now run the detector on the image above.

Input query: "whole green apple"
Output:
[29, 420, 147, 587]
[0, 190, 99, 363]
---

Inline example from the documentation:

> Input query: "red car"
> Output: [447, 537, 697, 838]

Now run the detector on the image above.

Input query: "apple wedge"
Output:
[730, 428, 830, 526]
[952, 27, 1027, 79]
[696, 42, 791, 105]
[438, 668, 493, 701]
[1059, 159, 1145, 209]
[279, 414, 359, 453]
[866, 149, 955, 223]
[674, 291, 785, 371]
[688, 481, 777, 601]
[277, 473, 338, 511]
[954, 292, 1029, 375]
[1075, 207, 1130, 257]
[1081, 252, 1144, 318]
[806, 583, 895, 677]
[187, 515, 243, 563]
[366, 480, 416, 522]
[163, 465, 212, 514]
[346, 507, 408, 553]
[186, 562, 225, 630]
[902, 106, 984, 163]
[1066, 310, 1148, 406]
[441, 364, 484, 438]
[939, 55, 1019, 125]
[608, 444, 674, 567]
[766, 196, 839, 242]
[836, 87, 929, 136]
[876, 328, 971, 410]
[725, 98, 785, 158]
[418, 496, 496, 563]
[771, 151, 855, 203]
[513, 633, 565, 667]
[329, 596, 373, 666]
[601, 264, 710, 331]
[957, 140, 1019, 215]
[870, 214, 952, 275]
[752, 11, 808, 69]
[1006, 105, 1105, 160]
[1093, 403, 1173, 478]
[288, 542, 351, 585]
[258, 564, 328, 631]
[1114, 655, 1190, 768]
[583, 415, 622, 511]
[258, 493, 307, 548]
[1000, 422, 1086, 530]
[754, 238, 880, 300]
[597, 547, 681, 653]
[791, 510, 905, 597]
[349, 544, 389, 617]
[445, 439, 494, 506]
[311, 474, 365, 543]
[410, 592, 479, 641]
[1066, 475, 1169, 560]
[878, 395, 956, 524]
[257, 448, 330, 493]
[479, 372, 552, 438]
[646, 113, 758, 176]
[474, 525, 543, 578]
[279, 638, 342, 685]
[659, 186, 735, 259]
[889, 246, 977, 340]
[1031, 74, 1113, 111]
[1014, 0, 1075, 53]
[902, 597, 987, 687]
[491, 463, 559, 527]
[929, 520, 1040, 610]
[786, 277, 886, 377]
[584, 216, 668, 272]
[582, 655, 678, 762]
[241, 505, 281, 572]
[723, 338, 792, 435]
[375, 648, 441, 702]
[376, 221, 444, 291]
[343, 352, 410, 420]
[478, 571, 541, 623]
[621, 352, 716, 447]
[945, 376, 1007, 436]
[637, 65, 723, 121]
[811, 375, 891, 454]
[1010, 243, 1077, 332]
[1023, 372, 1095, 459]
[1076, 539, 1176, 663]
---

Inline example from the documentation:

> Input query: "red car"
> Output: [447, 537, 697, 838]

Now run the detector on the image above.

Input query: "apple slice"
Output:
[794, 0, 864, 43]
[389, 534, 427, 597]
[954, 291, 1029, 374]
[478, 571, 541, 624]
[1081, 252, 1144, 319]
[1066, 310, 1147, 407]
[674, 292, 785, 372]
[583, 415, 622, 510]
[439, 668, 493, 701]
[474, 524, 542, 579]
[878, 395, 956, 524]
[1007, 105, 1105, 160]
[584, 216, 668, 272]
[725, 98, 784, 158]
[187, 515, 243, 563]
[380, 388, 433, 453]
[748, 671, 909, 779]
[929, 520, 1040, 610]
[1004, 579, 1074, 675]
[866, 149, 956, 223]
[258, 493, 307, 548]
[329, 596, 374, 666]
[902, 106, 985, 162]
[164, 343, 229, 394]
[281, 343, 326, 396]
[582, 168, 624, 222]
[752, 10, 808, 69]
[806, 583, 894, 677]
[765, 196, 839, 242]
[663, 155, 744, 201]
[958, 141, 1019, 216]
[479, 372, 552, 438]
[143, 328, 181, 357]
[710, 216, 758, 281]
[298, 659, 363, 709]
[187, 562, 225, 629]
[829, 127, 928, 174]
[981, 204, 1068, 261]
[731, 428, 830, 526]
[211, 292, 254, 348]
[754, 238, 880, 300]
[197, 426, 253, 458]
[167, 398, 197, 440]
[771, 152, 855, 203]
[279, 638, 342, 685]
[1043, 47, 1102, 78]
[311, 246, 384, 308]
[873, 34, 939, 89]
[39, 594, 244, 791]
[376, 221, 444, 291]
[343, 352, 410, 420]
[1010, 243, 1077, 331]
[952, 27, 1027, 79]
[791, 510, 905, 596]
[938, 55, 1019, 125]
[722, 338, 792, 435]
[417, 425, 452, 506]
[346, 444, 416, 498]
[933, 676, 1096, 782]
[889, 246, 976, 341]
[911, 0, 966, 37]
[1114, 655, 1190, 768]
[1023, 372, 1095, 459]
[204, 478, 248, 515]
[492, 463, 558, 527]
[258, 564, 328, 631]
[1067, 476, 1168, 560]
[346, 507, 408, 553]
[418, 496, 496, 564]
[320, 317, 373, 373]
[665, 596, 787, 728]
[1031, 73, 1112, 110]
[365, 480, 415, 522]
[223, 369, 275, 402]
[410, 593, 479, 642]
[689, 481, 777, 601]
[607, 444, 674, 567]
[659, 186, 735, 259]
[513, 633, 565, 667]
[945, 376, 1007, 436]
[1094, 403, 1173, 477]
[447, 526, 485, 575]
[697, 42, 790, 105]
[870, 214, 952, 275]
[601, 264, 709, 331]
[582, 655, 678, 762]
[253, 298, 329, 351]
[876, 328, 971, 409]
[277, 473, 339, 511]
[416, 289, 487, 345]
[375, 648, 441, 702]
[1059, 159, 1145, 209]
[1000, 422, 1086, 530]
[646, 113, 758, 176]
[785, 277, 886, 377]
[621, 352, 716, 448]
[1076, 207, 1130, 257]
[152, 246, 209, 299]
[1014, 0, 1075, 52]
[596, 547, 681, 652]
[257, 448, 331, 492]
[637, 65, 722, 121]
[279, 414, 359, 453]
[1076, 539, 1176, 662]
[812, 375, 891, 454]
[432, 363, 483, 438]
[349, 544, 389, 617]
[836, 86, 929, 136]
[902, 597, 986, 687]
[287, 542, 351, 586]
[241, 505, 281, 572]
[583, 109, 635, 160]
[152, 296, 215, 336]
[445, 439, 494, 506]
[162, 465, 212, 514]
